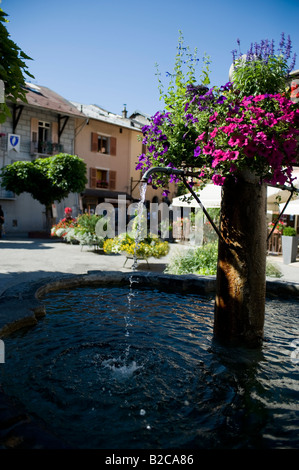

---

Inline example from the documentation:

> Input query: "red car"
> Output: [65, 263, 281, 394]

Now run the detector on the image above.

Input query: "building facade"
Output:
[0, 83, 178, 235]
[72, 104, 176, 215]
[0, 83, 85, 234]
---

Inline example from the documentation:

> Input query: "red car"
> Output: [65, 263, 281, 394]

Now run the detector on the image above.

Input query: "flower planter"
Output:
[282, 235, 298, 264]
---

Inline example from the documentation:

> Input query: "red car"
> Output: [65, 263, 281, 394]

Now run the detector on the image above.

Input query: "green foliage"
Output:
[155, 31, 211, 111]
[140, 32, 211, 186]
[75, 213, 103, 236]
[283, 226, 297, 236]
[231, 35, 296, 98]
[232, 55, 289, 98]
[51, 213, 105, 247]
[0, 153, 87, 207]
[165, 242, 283, 278]
[165, 243, 218, 275]
[0, 8, 34, 122]
[266, 261, 282, 278]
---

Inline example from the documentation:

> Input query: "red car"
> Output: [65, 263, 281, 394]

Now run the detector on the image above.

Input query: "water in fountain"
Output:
[1, 285, 298, 449]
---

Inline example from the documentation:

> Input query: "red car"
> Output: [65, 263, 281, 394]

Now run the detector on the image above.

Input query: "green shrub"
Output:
[283, 226, 297, 236]
[165, 242, 283, 278]
[51, 213, 105, 246]
[266, 261, 282, 278]
[165, 242, 218, 275]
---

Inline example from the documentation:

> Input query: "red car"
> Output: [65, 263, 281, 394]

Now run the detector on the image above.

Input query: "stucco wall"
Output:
[0, 104, 78, 234]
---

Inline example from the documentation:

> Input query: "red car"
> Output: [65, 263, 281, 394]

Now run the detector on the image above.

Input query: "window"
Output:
[91, 133, 116, 156]
[38, 121, 50, 142]
[30, 119, 62, 155]
[89, 168, 116, 190]
[96, 169, 108, 188]
[37, 121, 50, 152]
[98, 136, 109, 154]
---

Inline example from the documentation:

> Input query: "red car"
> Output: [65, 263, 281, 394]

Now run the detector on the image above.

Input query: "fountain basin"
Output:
[0, 271, 298, 449]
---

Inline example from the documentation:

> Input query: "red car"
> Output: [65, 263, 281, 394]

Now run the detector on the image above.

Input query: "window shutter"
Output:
[109, 171, 116, 190]
[110, 137, 116, 156]
[90, 167, 97, 188]
[31, 118, 38, 142]
[91, 132, 98, 152]
[30, 118, 38, 154]
[52, 121, 58, 143]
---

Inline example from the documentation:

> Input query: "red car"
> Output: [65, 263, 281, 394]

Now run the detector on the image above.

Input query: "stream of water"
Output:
[132, 182, 147, 270]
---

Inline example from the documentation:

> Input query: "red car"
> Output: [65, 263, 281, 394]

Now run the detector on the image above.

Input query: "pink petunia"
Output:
[212, 174, 226, 185]
[209, 112, 218, 122]
[220, 123, 237, 135]
[203, 141, 215, 154]
[196, 132, 206, 141]
[210, 128, 218, 138]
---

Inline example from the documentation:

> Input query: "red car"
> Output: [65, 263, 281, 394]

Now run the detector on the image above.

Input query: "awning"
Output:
[171, 182, 298, 212]
[266, 186, 294, 211]
[171, 184, 222, 208]
[279, 197, 299, 215]
[267, 172, 299, 212]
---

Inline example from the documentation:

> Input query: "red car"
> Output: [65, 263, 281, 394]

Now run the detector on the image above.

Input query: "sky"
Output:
[2, 0, 299, 118]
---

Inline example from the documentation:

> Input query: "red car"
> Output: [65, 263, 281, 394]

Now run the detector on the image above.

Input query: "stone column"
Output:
[213, 171, 267, 348]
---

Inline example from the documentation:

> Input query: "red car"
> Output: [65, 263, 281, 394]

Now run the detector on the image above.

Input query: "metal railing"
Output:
[30, 141, 64, 156]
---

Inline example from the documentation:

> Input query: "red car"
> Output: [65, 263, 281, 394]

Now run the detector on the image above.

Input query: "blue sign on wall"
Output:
[8, 134, 20, 152]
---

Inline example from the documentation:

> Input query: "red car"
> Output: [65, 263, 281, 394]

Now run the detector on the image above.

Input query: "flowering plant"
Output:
[231, 34, 297, 98]
[268, 219, 286, 234]
[51, 218, 76, 237]
[137, 34, 299, 190]
[103, 233, 169, 259]
[188, 86, 299, 186]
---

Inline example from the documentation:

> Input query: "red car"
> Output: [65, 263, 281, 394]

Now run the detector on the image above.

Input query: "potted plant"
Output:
[282, 226, 298, 264]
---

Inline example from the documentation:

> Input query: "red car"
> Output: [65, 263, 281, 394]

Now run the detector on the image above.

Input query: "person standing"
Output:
[0, 205, 4, 238]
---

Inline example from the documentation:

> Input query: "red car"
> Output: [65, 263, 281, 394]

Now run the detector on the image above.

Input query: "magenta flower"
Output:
[196, 132, 206, 141]
[210, 128, 218, 138]
[228, 134, 248, 147]
[212, 174, 226, 185]
[209, 112, 218, 122]
[203, 142, 215, 154]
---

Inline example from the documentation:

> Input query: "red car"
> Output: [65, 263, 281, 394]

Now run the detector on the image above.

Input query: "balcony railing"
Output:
[31, 141, 64, 156]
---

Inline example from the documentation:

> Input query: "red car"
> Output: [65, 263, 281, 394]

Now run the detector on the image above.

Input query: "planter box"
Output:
[282, 235, 298, 264]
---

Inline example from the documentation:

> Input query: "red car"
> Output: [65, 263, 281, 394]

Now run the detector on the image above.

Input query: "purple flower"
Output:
[135, 162, 144, 170]
[194, 146, 202, 157]
[216, 95, 227, 104]
[185, 113, 194, 121]
[231, 49, 238, 63]
[220, 82, 232, 92]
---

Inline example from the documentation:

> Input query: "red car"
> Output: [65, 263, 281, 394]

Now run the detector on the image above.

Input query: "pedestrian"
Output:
[0, 205, 4, 238]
